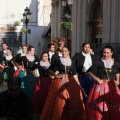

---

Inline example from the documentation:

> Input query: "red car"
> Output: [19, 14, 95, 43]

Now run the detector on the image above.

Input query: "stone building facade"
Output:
[0, 0, 52, 55]
[50, 0, 120, 57]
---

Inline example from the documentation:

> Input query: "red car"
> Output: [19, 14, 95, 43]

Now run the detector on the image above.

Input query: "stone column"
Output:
[103, 0, 111, 43]
[110, 0, 117, 43]
[71, 0, 77, 56]
[117, 0, 120, 43]
[76, 0, 81, 53]
[51, 3, 55, 39]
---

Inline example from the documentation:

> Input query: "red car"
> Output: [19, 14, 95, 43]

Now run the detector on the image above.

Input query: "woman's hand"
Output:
[97, 79, 103, 84]
[49, 74, 63, 79]
[0, 64, 4, 69]
[88, 72, 103, 84]
[115, 80, 119, 86]
[4, 66, 8, 68]
[48, 74, 55, 80]
[55, 74, 63, 79]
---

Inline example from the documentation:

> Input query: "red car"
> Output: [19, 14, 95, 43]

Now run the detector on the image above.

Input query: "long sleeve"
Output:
[72, 53, 84, 74]
[87, 60, 100, 76]
[49, 54, 61, 72]
[34, 55, 40, 62]
[12, 54, 21, 62]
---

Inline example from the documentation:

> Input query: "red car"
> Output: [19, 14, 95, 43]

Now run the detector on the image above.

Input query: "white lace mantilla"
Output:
[101, 57, 113, 68]
[60, 56, 72, 66]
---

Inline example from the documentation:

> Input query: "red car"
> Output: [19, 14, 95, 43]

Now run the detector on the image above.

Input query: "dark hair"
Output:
[2, 43, 7, 46]
[47, 43, 55, 49]
[22, 45, 27, 48]
[103, 45, 113, 52]
[7, 76, 21, 88]
[82, 42, 91, 48]
[62, 46, 70, 52]
[40, 51, 50, 61]
[7, 48, 12, 52]
[27, 46, 34, 52]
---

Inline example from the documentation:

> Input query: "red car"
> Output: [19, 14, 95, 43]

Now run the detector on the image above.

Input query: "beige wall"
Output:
[43, 0, 52, 26]
[0, 0, 52, 55]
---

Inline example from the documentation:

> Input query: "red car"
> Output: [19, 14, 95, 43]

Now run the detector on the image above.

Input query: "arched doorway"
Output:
[88, 0, 103, 43]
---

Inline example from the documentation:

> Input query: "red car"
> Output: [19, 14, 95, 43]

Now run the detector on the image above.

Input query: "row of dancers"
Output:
[0, 42, 120, 120]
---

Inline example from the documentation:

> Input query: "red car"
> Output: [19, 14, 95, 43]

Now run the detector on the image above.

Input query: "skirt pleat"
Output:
[40, 75, 85, 120]
[83, 80, 120, 120]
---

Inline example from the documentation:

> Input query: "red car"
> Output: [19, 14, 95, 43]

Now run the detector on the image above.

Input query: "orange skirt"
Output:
[40, 74, 85, 120]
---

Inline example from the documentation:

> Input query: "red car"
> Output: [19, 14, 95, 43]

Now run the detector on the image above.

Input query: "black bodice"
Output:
[49, 57, 76, 75]
[2, 57, 13, 67]
[39, 66, 49, 77]
[32, 63, 50, 77]
[12, 54, 40, 70]
[58, 65, 74, 74]
[88, 59, 119, 80]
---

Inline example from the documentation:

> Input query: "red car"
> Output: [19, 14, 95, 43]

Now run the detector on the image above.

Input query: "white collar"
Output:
[82, 53, 92, 72]
[6, 55, 13, 60]
[21, 53, 27, 56]
[101, 57, 113, 68]
[3, 50, 7, 53]
[40, 60, 50, 69]
[60, 56, 71, 66]
[49, 51, 54, 55]
[82, 52, 90, 57]
[26, 54, 35, 62]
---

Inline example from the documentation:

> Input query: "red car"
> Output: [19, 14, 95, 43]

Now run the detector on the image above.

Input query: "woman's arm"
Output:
[48, 70, 63, 79]
[87, 72, 103, 84]
[73, 74, 80, 85]
[115, 73, 120, 85]
[11, 61, 25, 72]
[73, 74, 87, 97]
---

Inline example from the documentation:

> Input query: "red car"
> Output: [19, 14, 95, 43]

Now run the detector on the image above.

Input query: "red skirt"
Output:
[40, 74, 85, 120]
[83, 80, 120, 120]
[14, 69, 20, 76]
[32, 76, 52, 114]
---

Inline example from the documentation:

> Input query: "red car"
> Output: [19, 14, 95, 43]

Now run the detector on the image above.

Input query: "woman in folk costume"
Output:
[12, 45, 27, 77]
[20, 46, 39, 71]
[40, 46, 85, 120]
[12, 46, 40, 98]
[32, 52, 52, 117]
[20, 46, 40, 98]
[2, 48, 13, 66]
[83, 45, 120, 120]
[12, 45, 27, 63]
[2, 48, 15, 81]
